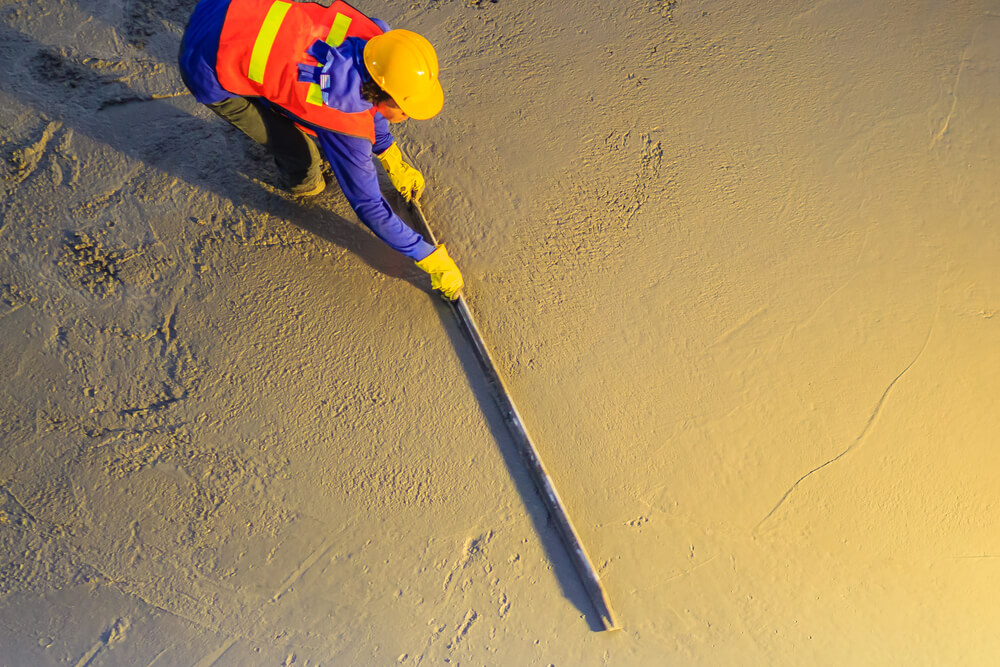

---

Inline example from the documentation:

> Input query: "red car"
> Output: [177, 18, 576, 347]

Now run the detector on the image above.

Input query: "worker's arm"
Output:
[371, 115, 425, 202]
[372, 113, 394, 155]
[315, 129, 463, 299]
[315, 129, 434, 260]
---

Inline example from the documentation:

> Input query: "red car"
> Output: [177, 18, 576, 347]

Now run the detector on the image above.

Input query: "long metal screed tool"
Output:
[410, 200, 619, 631]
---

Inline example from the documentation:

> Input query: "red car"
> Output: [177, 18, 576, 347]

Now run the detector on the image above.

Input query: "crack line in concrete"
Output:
[754, 312, 937, 535]
[929, 28, 980, 149]
[271, 537, 333, 602]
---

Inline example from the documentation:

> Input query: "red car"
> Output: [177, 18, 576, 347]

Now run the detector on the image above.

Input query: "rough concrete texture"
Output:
[1, 0, 999, 664]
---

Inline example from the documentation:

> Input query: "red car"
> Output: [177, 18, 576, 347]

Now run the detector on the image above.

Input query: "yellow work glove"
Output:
[377, 142, 425, 202]
[415, 245, 464, 300]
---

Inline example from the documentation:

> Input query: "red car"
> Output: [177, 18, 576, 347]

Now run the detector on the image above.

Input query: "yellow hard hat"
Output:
[363, 29, 444, 120]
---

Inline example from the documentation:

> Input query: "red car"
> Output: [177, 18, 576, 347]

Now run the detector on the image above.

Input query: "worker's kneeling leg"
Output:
[207, 97, 323, 195]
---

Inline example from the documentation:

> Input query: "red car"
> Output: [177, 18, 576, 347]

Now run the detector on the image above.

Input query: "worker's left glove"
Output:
[415, 245, 463, 300]
[376, 143, 425, 202]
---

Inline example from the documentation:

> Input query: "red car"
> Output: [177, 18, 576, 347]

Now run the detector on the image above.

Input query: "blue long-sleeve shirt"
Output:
[179, 0, 435, 261]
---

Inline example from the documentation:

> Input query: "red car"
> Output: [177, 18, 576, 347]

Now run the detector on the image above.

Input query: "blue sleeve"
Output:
[178, 0, 234, 104]
[371, 113, 395, 155]
[368, 17, 395, 156]
[315, 130, 435, 261]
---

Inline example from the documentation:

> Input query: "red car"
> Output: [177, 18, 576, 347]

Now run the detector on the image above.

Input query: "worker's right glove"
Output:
[377, 142, 425, 202]
[415, 245, 464, 301]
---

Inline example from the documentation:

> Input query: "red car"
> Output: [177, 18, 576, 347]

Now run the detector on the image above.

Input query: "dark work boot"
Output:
[278, 130, 325, 196]
[208, 97, 325, 196]
[288, 173, 326, 197]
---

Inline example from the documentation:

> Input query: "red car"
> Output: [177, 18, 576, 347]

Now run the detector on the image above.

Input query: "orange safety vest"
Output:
[215, 0, 382, 142]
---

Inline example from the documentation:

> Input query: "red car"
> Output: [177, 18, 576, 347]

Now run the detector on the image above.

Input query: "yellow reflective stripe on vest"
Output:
[248, 1, 292, 84]
[326, 13, 353, 47]
[306, 13, 354, 106]
[306, 83, 324, 105]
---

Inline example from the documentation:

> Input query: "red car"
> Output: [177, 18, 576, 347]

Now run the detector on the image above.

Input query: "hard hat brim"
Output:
[396, 78, 443, 120]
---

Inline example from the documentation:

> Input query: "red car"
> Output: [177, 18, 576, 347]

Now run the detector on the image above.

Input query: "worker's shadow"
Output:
[0, 23, 424, 294]
[1, 21, 607, 632]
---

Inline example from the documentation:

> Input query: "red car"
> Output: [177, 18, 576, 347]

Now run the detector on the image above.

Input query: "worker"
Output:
[178, 0, 463, 300]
